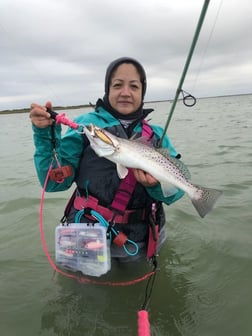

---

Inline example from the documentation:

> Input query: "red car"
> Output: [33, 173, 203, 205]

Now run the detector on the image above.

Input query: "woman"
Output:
[30, 57, 184, 261]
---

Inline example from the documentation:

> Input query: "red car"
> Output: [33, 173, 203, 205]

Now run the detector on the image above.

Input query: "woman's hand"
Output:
[133, 168, 158, 187]
[30, 101, 54, 128]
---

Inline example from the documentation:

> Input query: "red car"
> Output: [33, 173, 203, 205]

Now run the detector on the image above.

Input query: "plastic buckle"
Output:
[49, 165, 72, 182]
[113, 232, 128, 247]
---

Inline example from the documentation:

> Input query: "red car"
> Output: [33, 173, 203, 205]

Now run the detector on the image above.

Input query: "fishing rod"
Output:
[159, 0, 210, 147]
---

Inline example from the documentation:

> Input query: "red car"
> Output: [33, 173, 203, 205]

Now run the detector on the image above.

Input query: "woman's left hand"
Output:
[133, 169, 158, 187]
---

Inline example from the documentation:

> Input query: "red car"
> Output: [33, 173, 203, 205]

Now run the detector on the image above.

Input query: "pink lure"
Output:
[85, 241, 104, 250]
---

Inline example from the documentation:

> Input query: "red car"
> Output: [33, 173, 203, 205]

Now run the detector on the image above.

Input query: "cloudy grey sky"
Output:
[1, 0, 251, 110]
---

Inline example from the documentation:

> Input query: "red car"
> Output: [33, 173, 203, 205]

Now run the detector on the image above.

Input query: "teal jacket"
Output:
[32, 106, 184, 205]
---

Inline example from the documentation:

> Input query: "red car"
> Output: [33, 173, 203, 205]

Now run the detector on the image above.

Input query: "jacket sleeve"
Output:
[145, 126, 185, 205]
[32, 123, 84, 192]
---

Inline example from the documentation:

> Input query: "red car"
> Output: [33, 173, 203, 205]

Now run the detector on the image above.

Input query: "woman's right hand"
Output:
[30, 101, 54, 128]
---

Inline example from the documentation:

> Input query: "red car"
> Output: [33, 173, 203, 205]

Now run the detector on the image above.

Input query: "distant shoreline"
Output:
[1, 93, 251, 115]
[0, 104, 94, 115]
[0, 101, 169, 115]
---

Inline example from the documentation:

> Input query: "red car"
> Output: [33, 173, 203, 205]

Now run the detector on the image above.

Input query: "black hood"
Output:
[104, 57, 147, 99]
[96, 57, 148, 120]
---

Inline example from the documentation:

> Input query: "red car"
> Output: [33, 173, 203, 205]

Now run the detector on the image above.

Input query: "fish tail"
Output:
[191, 185, 222, 218]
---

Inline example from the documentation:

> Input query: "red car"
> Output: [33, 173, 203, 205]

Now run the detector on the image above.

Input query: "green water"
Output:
[0, 95, 252, 335]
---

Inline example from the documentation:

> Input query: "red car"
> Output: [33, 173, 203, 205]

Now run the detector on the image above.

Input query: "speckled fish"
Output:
[83, 124, 222, 218]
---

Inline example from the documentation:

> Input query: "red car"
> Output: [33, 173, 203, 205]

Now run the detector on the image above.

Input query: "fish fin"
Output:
[132, 137, 154, 147]
[191, 185, 222, 218]
[116, 164, 128, 179]
[155, 149, 191, 180]
[168, 156, 191, 180]
[156, 148, 170, 157]
[129, 133, 138, 140]
[161, 182, 179, 197]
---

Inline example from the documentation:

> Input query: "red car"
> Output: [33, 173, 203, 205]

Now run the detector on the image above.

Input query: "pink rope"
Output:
[55, 113, 79, 129]
[39, 162, 59, 272]
[138, 310, 151, 336]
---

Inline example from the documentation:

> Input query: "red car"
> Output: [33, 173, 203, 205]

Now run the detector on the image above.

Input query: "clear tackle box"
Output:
[55, 223, 111, 277]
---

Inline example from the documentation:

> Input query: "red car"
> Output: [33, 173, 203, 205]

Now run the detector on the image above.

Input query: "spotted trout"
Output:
[83, 124, 222, 218]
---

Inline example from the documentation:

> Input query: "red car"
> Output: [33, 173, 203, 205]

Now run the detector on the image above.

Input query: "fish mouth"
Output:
[86, 124, 95, 134]
[86, 124, 114, 145]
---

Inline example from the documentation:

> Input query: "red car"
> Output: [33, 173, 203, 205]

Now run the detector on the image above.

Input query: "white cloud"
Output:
[0, 0, 251, 110]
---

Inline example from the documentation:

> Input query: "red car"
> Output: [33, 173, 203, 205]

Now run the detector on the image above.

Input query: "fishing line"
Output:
[159, 0, 211, 147]
[190, 0, 224, 93]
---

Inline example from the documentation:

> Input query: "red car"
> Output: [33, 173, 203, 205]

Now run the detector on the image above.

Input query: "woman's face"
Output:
[108, 63, 142, 115]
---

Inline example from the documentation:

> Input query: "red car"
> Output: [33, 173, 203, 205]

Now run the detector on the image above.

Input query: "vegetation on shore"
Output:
[0, 104, 93, 115]
[1, 93, 251, 115]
